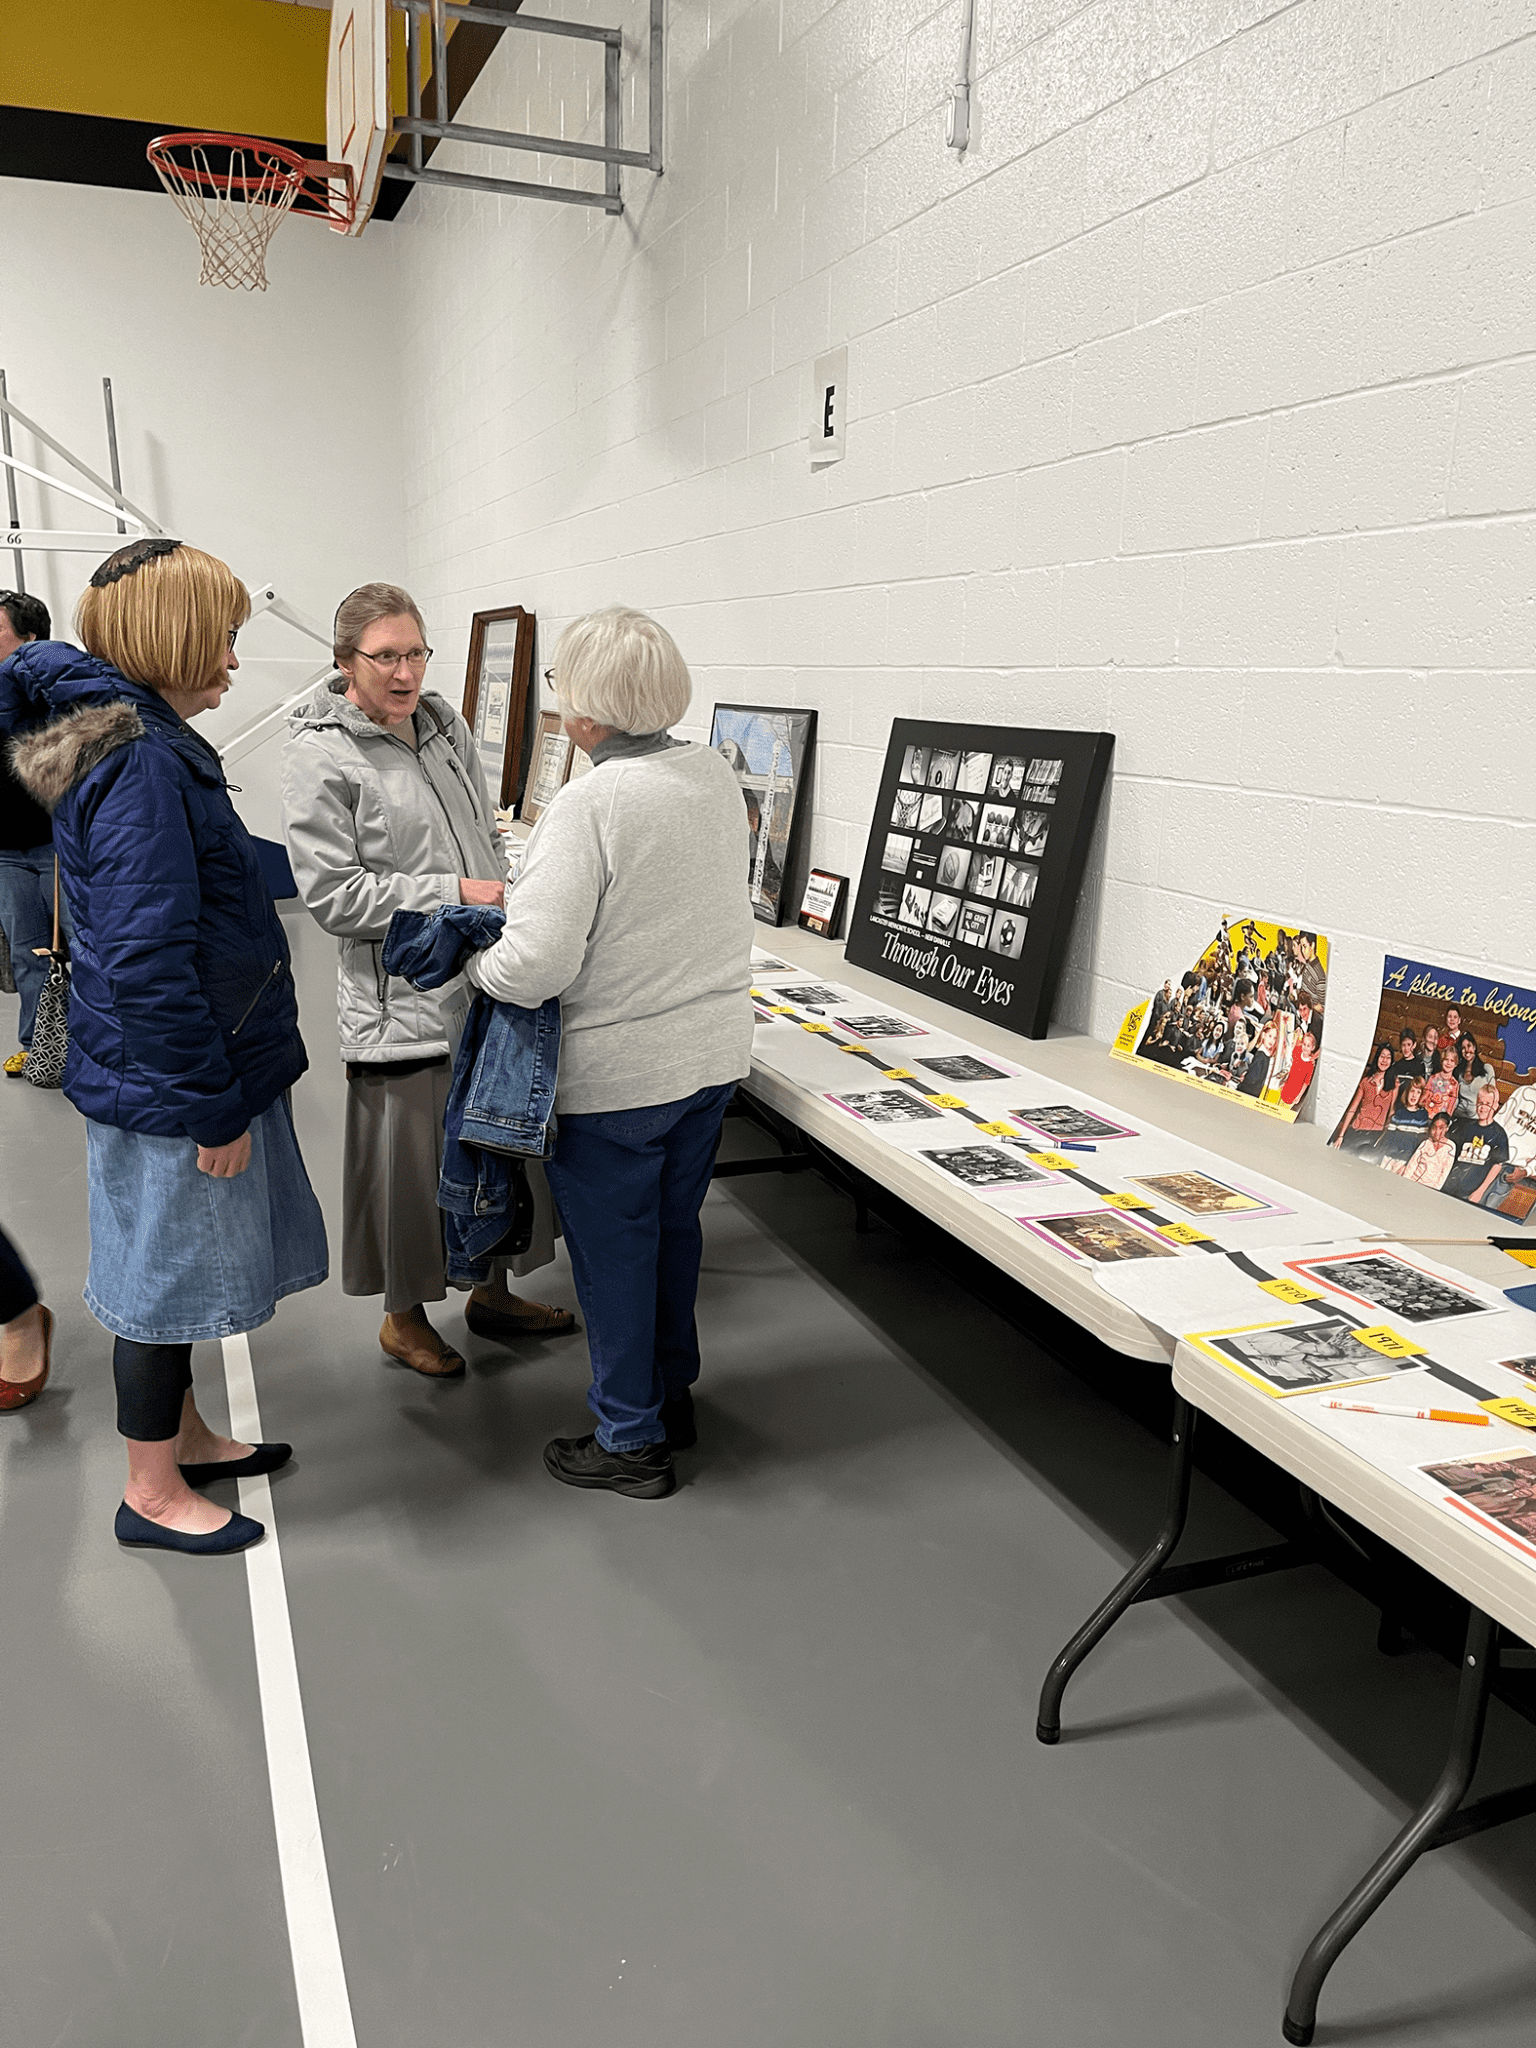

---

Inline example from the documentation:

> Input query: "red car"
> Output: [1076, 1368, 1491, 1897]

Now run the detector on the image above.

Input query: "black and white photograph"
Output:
[1286, 1252, 1494, 1324]
[1014, 811, 1050, 859]
[827, 1089, 945, 1125]
[989, 912, 1027, 959]
[947, 798, 981, 842]
[1201, 1318, 1411, 1394]
[969, 852, 1004, 901]
[900, 743, 930, 784]
[919, 1053, 1018, 1083]
[927, 892, 962, 939]
[899, 883, 932, 928]
[1012, 1103, 1140, 1141]
[988, 756, 1026, 801]
[882, 832, 914, 873]
[958, 902, 994, 945]
[773, 983, 847, 1008]
[919, 1146, 1061, 1189]
[891, 787, 923, 830]
[957, 751, 992, 793]
[835, 1015, 929, 1039]
[874, 878, 902, 918]
[1023, 757, 1065, 800]
[711, 703, 818, 927]
[928, 749, 959, 790]
[999, 861, 1039, 910]
[918, 793, 947, 833]
[1018, 1210, 1181, 1263]
[750, 953, 791, 971]
[1499, 1356, 1536, 1389]
[936, 844, 972, 892]
[978, 803, 1015, 849]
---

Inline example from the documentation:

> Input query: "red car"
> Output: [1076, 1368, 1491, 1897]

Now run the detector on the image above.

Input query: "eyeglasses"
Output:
[356, 645, 433, 673]
[543, 667, 556, 687]
[227, 627, 239, 650]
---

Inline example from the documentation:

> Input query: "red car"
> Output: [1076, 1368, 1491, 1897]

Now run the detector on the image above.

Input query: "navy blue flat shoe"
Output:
[114, 1501, 265, 1554]
[178, 1442, 292, 1486]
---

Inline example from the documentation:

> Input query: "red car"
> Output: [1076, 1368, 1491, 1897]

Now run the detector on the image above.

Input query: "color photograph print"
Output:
[711, 704, 816, 927]
[920, 1145, 1063, 1190]
[1018, 1208, 1181, 1264]
[1187, 1318, 1415, 1398]
[827, 1089, 945, 1125]
[1112, 913, 1330, 1123]
[1499, 1356, 1536, 1393]
[1328, 955, 1536, 1229]
[1010, 1103, 1139, 1142]
[1284, 1249, 1494, 1324]
[1420, 1449, 1536, 1561]
[1128, 1171, 1286, 1218]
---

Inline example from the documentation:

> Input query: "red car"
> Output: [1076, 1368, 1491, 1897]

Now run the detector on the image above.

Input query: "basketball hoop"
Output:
[147, 133, 356, 290]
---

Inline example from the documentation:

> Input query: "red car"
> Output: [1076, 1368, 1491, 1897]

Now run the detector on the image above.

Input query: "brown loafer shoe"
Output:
[465, 1296, 577, 1341]
[0, 1304, 52, 1411]
[379, 1317, 466, 1377]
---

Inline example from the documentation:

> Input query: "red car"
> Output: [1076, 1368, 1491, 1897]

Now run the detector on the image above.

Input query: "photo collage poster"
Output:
[843, 721, 1114, 1039]
[1327, 956, 1536, 1228]
[1112, 914, 1330, 1123]
[710, 705, 817, 927]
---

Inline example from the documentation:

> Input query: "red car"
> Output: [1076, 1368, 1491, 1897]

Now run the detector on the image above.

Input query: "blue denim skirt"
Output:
[84, 1096, 329, 1342]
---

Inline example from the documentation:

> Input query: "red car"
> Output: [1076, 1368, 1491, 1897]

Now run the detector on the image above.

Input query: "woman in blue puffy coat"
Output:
[5, 538, 327, 1555]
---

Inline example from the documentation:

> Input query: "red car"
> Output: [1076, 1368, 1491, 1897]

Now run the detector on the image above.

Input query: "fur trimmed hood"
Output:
[9, 702, 145, 812]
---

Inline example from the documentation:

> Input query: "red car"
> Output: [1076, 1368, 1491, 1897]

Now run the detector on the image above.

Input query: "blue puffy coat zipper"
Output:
[231, 959, 283, 1038]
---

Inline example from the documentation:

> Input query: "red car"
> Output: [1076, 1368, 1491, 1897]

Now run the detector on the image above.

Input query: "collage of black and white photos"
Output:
[874, 744, 1062, 963]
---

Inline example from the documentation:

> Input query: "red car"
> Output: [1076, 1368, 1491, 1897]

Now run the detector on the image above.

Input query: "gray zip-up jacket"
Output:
[281, 678, 506, 1060]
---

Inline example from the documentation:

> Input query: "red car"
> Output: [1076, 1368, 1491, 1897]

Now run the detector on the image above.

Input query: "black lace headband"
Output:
[90, 537, 183, 587]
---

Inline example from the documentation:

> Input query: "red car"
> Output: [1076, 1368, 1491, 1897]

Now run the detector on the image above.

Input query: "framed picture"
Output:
[462, 605, 537, 810]
[521, 710, 575, 827]
[844, 720, 1114, 1039]
[710, 704, 817, 927]
[799, 868, 848, 938]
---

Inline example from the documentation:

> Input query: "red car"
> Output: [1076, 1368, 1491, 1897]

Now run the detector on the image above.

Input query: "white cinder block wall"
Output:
[394, 0, 1535, 1125]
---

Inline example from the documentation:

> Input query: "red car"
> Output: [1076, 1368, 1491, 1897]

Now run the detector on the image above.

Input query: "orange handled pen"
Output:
[1322, 1401, 1489, 1425]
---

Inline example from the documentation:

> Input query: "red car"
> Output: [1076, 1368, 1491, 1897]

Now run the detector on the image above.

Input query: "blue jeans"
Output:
[546, 1082, 735, 1452]
[0, 843, 61, 1049]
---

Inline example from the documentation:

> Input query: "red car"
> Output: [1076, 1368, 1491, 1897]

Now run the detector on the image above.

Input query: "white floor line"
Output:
[222, 1333, 359, 2048]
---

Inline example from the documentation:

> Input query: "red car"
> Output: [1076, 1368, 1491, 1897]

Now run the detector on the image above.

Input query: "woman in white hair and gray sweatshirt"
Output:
[466, 606, 755, 1499]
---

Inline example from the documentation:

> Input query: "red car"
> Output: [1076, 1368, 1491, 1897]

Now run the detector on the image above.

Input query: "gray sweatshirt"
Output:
[466, 737, 755, 1113]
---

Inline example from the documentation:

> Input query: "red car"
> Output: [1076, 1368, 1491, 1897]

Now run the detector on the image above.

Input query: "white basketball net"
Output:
[151, 139, 305, 292]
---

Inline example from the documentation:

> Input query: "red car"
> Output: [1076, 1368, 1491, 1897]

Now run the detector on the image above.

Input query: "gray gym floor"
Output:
[3, 903, 1536, 2048]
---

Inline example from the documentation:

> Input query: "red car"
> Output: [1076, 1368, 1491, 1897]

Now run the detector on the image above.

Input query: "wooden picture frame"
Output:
[462, 605, 537, 810]
[521, 709, 576, 827]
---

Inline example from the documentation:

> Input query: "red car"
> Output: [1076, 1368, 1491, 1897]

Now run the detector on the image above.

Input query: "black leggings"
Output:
[112, 1338, 194, 1441]
[0, 1227, 40, 1326]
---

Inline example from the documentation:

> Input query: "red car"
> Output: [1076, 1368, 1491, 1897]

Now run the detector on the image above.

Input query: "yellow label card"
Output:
[1158, 1222, 1212, 1245]
[927, 1093, 968, 1109]
[1028, 1151, 1073, 1172]
[1259, 1278, 1320, 1305]
[800, 1021, 832, 1034]
[882, 1067, 915, 1080]
[1481, 1397, 1536, 1430]
[1101, 1191, 1152, 1211]
[976, 1121, 1017, 1138]
[1350, 1325, 1425, 1360]
[769, 1005, 797, 1014]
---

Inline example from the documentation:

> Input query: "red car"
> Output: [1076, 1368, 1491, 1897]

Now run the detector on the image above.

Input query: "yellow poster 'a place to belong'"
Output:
[1112, 913, 1329, 1124]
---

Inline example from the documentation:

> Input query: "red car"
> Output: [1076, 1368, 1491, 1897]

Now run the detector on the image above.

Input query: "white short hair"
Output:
[551, 606, 692, 733]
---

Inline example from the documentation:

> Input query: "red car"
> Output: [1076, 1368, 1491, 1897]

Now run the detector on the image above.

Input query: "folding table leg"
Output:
[1281, 1606, 1497, 2046]
[1036, 1397, 1197, 1744]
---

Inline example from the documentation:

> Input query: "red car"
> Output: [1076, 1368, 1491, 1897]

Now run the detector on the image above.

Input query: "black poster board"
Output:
[844, 721, 1114, 1040]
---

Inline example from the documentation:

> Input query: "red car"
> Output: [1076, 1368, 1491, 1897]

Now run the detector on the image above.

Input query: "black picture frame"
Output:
[845, 719, 1114, 1039]
[798, 868, 848, 939]
[709, 703, 817, 927]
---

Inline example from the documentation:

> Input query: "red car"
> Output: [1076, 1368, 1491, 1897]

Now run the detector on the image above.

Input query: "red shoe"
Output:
[0, 1304, 52, 1411]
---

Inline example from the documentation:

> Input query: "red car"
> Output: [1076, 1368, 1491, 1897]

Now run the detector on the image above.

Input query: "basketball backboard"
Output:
[327, 0, 390, 234]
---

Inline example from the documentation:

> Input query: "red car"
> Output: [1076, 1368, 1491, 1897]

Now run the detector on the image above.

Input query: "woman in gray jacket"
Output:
[281, 583, 569, 1375]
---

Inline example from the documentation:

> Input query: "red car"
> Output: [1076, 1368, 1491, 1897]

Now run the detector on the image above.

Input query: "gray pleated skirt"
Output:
[341, 1059, 557, 1310]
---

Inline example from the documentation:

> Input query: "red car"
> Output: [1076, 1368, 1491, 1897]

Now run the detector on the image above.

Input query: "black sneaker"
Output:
[542, 1433, 676, 1499]
[660, 1390, 697, 1449]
